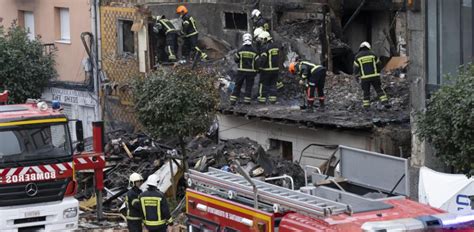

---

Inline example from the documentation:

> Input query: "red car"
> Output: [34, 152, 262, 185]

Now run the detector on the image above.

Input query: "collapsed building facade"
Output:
[97, 0, 473, 200]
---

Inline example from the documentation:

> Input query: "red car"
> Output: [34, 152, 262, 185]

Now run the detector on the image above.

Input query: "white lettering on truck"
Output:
[3, 172, 56, 184]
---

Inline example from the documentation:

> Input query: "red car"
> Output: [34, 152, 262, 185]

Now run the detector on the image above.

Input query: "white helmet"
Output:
[242, 33, 252, 42]
[360, 41, 371, 49]
[147, 174, 160, 187]
[253, 27, 264, 39]
[257, 31, 272, 42]
[129, 172, 144, 182]
[251, 9, 261, 19]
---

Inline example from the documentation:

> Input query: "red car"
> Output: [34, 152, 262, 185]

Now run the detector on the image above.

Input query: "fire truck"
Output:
[184, 146, 474, 231]
[0, 90, 105, 231]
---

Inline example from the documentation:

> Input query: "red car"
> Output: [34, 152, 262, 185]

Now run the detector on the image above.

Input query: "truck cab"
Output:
[0, 103, 78, 231]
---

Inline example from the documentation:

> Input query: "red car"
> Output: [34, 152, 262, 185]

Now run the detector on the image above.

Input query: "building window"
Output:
[56, 8, 70, 42]
[269, 139, 293, 161]
[20, 11, 35, 40]
[118, 20, 135, 54]
[427, 0, 473, 87]
[224, 12, 248, 30]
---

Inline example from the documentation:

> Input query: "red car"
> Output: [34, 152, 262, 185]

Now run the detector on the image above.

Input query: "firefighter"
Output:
[139, 174, 172, 232]
[353, 41, 389, 108]
[176, 5, 208, 61]
[230, 33, 259, 105]
[257, 31, 280, 104]
[251, 9, 270, 31]
[289, 60, 327, 112]
[152, 15, 178, 62]
[125, 173, 144, 232]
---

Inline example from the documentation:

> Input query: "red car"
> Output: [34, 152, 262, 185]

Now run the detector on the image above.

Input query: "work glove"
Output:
[354, 75, 361, 84]
[299, 79, 307, 86]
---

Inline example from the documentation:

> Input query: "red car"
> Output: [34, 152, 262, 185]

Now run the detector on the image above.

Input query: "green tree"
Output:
[417, 64, 474, 177]
[0, 23, 56, 103]
[133, 67, 219, 170]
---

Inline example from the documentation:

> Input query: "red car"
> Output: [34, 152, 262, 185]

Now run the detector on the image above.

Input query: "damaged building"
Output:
[93, 0, 474, 201]
[98, 0, 413, 167]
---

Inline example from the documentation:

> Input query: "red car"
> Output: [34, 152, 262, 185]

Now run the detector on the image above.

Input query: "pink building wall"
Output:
[0, 0, 92, 83]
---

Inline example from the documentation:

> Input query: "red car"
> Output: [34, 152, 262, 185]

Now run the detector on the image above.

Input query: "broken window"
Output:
[118, 20, 135, 55]
[269, 139, 293, 161]
[224, 12, 248, 30]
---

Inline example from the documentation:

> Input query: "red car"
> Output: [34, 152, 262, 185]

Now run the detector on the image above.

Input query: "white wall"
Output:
[218, 114, 375, 167]
[42, 87, 99, 139]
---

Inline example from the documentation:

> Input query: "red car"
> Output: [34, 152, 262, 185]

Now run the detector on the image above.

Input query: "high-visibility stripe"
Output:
[159, 19, 176, 34]
[185, 31, 198, 37]
[0, 118, 67, 127]
[353, 61, 360, 67]
[357, 55, 379, 78]
[127, 216, 141, 220]
[140, 196, 166, 226]
[360, 73, 380, 79]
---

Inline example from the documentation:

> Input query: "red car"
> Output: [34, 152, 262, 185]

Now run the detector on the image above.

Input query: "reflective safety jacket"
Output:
[353, 50, 382, 79]
[254, 16, 270, 31]
[234, 44, 259, 73]
[181, 14, 199, 37]
[297, 61, 324, 82]
[125, 187, 142, 221]
[258, 41, 280, 73]
[139, 188, 171, 231]
[156, 19, 177, 35]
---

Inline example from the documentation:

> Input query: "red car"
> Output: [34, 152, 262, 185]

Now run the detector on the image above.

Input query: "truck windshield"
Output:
[0, 123, 71, 165]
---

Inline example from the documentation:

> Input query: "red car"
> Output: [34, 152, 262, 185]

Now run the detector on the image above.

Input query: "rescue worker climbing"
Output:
[176, 5, 208, 61]
[257, 31, 280, 104]
[353, 41, 389, 108]
[230, 33, 259, 105]
[251, 9, 270, 31]
[125, 173, 144, 232]
[289, 60, 327, 112]
[152, 15, 178, 62]
[139, 174, 172, 232]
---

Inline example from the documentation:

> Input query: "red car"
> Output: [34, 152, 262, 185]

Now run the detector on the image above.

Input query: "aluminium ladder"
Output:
[187, 167, 353, 217]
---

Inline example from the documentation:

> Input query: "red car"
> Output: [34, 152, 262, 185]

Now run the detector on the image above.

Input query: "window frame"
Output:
[117, 19, 136, 56]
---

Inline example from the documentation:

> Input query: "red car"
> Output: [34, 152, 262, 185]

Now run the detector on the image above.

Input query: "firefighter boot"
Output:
[304, 101, 314, 113]
[318, 99, 325, 111]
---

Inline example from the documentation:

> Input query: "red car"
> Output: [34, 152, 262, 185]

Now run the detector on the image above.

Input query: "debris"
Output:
[121, 142, 133, 158]
[383, 56, 409, 73]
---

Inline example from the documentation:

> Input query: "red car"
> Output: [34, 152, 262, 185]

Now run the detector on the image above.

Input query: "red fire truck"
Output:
[184, 146, 474, 231]
[0, 91, 105, 231]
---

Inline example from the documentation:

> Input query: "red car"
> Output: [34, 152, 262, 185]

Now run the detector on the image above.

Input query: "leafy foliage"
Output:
[0, 23, 57, 103]
[133, 67, 219, 140]
[416, 64, 474, 176]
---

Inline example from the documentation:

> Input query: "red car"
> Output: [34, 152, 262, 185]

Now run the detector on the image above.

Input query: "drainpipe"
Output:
[91, 0, 102, 121]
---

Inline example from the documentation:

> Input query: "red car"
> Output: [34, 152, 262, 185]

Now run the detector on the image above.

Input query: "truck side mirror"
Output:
[76, 120, 85, 152]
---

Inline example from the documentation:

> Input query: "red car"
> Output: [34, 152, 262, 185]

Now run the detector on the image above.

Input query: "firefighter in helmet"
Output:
[125, 172, 144, 232]
[251, 9, 270, 31]
[176, 5, 208, 61]
[230, 33, 258, 105]
[257, 31, 280, 104]
[152, 15, 178, 62]
[289, 60, 327, 112]
[353, 41, 389, 108]
[138, 174, 172, 232]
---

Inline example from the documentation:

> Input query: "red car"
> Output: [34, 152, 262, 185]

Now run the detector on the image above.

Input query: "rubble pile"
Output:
[276, 19, 322, 47]
[102, 130, 170, 190]
[187, 136, 306, 189]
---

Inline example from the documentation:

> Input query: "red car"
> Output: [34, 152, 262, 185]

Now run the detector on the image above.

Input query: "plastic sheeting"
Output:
[419, 166, 473, 213]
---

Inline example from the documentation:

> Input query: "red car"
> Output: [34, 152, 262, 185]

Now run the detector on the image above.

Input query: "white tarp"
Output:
[419, 166, 473, 213]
